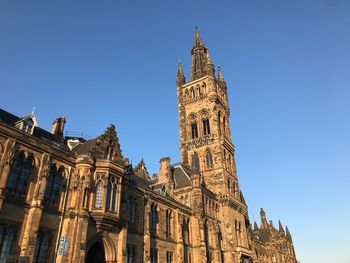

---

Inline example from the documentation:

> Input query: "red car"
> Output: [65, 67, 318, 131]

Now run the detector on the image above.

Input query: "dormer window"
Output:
[14, 111, 37, 135]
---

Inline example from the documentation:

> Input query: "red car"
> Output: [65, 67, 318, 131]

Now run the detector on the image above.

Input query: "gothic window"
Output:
[205, 151, 213, 168]
[202, 118, 210, 136]
[33, 232, 50, 263]
[191, 122, 198, 139]
[128, 197, 136, 223]
[166, 251, 173, 263]
[6, 153, 33, 196]
[0, 225, 16, 261]
[94, 180, 103, 209]
[150, 248, 158, 263]
[223, 117, 227, 137]
[44, 165, 63, 204]
[166, 210, 172, 239]
[218, 111, 221, 135]
[190, 87, 195, 98]
[149, 204, 158, 235]
[126, 246, 135, 263]
[106, 176, 118, 212]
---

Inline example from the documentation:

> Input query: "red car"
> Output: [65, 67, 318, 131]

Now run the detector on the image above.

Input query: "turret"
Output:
[260, 208, 268, 228]
[176, 60, 186, 87]
[217, 65, 227, 89]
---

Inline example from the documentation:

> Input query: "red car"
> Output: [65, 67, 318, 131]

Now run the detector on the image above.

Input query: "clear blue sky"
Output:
[1, 1, 349, 262]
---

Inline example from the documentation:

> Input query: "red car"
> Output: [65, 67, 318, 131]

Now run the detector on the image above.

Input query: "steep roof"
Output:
[0, 108, 70, 151]
[171, 163, 191, 189]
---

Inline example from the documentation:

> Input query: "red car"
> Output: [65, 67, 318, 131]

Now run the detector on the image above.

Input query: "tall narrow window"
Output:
[6, 153, 24, 189]
[191, 122, 198, 139]
[126, 246, 135, 263]
[218, 111, 221, 135]
[205, 151, 213, 168]
[0, 226, 16, 261]
[150, 248, 158, 263]
[105, 176, 118, 212]
[166, 210, 172, 239]
[202, 118, 210, 136]
[7, 153, 33, 196]
[33, 232, 50, 263]
[18, 156, 33, 194]
[223, 117, 227, 137]
[128, 198, 136, 223]
[51, 168, 63, 202]
[94, 180, 103, 209]
[149, 204, 158, 235]
[166, 251, 173, 263]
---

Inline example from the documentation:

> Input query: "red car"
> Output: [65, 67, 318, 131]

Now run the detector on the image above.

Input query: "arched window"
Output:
[190, 87, 195, 98]
[6, 153, 33, 196]
[6, 153, 24, 189]
[33, 232, 50, 263]
[205, 151, 213, 168]
[105, 176, 118, 212]
[191, 121, 198, 139]
[0, 226, 16, 261]
[166, 210, 172, 239]
[94, 180, 103, 209]
[218, 111, 221, 135]
[202, 118, 210, 136]
[223, 117, 227, 137]
[128, 197, 136, 223]
[44, 165, 63, 204]
[149, 204, 158, 235]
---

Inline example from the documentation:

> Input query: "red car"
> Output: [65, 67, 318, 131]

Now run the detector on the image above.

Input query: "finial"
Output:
[31, 106, 36, 115]
[178, 59, 182, 66]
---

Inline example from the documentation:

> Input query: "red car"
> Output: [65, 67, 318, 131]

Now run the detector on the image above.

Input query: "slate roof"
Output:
[0, 108, 70, 151]
[73, 137, 99, 155]
[171, 164, 191, 189]
[0, 108, 20, 125]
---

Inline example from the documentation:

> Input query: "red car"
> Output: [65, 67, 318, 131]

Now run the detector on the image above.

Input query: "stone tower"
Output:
[176, 29, 253, 262]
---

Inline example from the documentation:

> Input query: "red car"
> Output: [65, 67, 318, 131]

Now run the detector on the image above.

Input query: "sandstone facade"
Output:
[0, 30, 297, 263]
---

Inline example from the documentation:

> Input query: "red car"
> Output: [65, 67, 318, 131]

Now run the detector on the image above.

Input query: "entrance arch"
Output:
[86, 242, 105, 263]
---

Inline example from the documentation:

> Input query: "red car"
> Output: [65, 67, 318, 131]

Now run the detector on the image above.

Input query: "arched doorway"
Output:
[86, 242, 105, 263]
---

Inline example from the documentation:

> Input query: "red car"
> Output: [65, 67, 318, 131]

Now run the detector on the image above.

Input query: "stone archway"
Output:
[86, 241, 105, 263]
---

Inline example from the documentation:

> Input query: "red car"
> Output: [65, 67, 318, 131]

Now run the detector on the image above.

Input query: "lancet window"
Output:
[94, 180, 103, 209]
[106, 176, 118, 212]
[44, 164, 63, 204]
[33, 231, 50, 263]
[149, 203, 158, 235]
[6, 153, 33, 196]
[128, 197, 136, 223]
[0, 225, 17, 261]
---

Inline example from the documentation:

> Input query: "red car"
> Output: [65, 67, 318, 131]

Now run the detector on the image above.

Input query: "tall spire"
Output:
[193, 26, 204, 47]
[285, 225, 292, 241]
[278, 220, 285, 234]
[190, 27, 208, 81]
[176, 60, 185, 86]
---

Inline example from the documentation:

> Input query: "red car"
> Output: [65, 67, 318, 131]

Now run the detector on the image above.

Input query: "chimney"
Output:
[51, 117, 66, 137]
